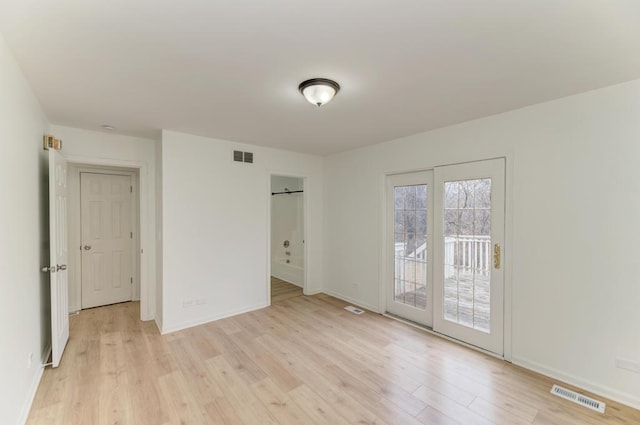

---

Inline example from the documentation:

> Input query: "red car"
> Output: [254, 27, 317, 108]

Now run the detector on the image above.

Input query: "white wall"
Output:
[0, 34, 50, 425]
[324, 79, 640, 408]
[271, 175, 303, 193]
[271, 194, 304, 261]
[49, 125, 157, 321]
[160, 130, 323, 332]
[154, 139, 164, 330]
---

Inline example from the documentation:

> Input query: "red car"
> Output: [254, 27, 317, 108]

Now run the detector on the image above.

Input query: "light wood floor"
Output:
[28, 294, 639, 424]
[271, 277, 303, 303]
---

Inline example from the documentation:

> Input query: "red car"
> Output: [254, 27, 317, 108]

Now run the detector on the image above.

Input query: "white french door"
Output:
[433, 158, 505, 355]
[48, 149, 69, 368]
[386, 171, 433, 327]
[386, 158, 505, 355]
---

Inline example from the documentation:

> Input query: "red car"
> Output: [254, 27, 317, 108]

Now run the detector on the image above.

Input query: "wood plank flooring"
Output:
[271, 277, 303, 303]
[27, 292, 640, 424]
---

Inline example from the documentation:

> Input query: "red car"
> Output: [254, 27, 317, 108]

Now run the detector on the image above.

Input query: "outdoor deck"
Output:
[395, 272, 490, 332]
[395, 234, 493, 332]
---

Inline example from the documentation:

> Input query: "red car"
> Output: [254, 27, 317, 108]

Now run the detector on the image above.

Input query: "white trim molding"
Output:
[512, 356, 640, 411]
[17, 353, 49, 425]
[160, 302, 269, 335]
[321, 289, 382, 314]
[64, 155, 154, 321]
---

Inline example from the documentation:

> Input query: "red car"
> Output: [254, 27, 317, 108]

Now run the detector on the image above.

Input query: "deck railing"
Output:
[445, 235, 491, 273]
[395, 235, 491, 278]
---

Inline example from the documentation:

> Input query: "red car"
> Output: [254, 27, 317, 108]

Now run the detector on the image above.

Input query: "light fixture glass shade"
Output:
[299, 78, 340, 107]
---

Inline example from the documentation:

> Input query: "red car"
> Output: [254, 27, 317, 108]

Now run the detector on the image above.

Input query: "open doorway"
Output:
[270, 175, 305, 303]
[68, 164, 141, 316]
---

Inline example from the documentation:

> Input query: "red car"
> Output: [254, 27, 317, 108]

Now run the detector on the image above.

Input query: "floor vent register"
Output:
[344, 306, 365, 315]
[550, 384, 606, 413]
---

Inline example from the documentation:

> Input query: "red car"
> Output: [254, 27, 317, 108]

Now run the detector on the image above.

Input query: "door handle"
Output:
[83, 245, 91, 250]
[42, 266, 56, 273]
[493, 244, 501, 269]
[57, 264, 67, 272]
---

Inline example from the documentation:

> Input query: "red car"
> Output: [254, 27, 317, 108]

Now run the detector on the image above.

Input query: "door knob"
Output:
[83, 245, 91, 250]
[42, 266, 56, 273]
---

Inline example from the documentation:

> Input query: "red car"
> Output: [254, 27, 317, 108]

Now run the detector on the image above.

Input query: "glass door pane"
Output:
[443, 179, 491, 332]
[394, 184, 428, 310]
[386, 171, 433, 327]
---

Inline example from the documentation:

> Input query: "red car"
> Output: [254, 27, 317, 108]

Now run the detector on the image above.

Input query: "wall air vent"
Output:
[233, 150, 254, 164]
[550, 385, 605, 413]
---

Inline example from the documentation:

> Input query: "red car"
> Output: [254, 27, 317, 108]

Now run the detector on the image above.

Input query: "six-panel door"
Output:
[80, 173, 133, 309]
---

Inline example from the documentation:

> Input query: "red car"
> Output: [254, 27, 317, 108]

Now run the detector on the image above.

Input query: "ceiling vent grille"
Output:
[233, 150, 243, 162]
[550, 385, 605, 413]
[243, 152, 253, 163]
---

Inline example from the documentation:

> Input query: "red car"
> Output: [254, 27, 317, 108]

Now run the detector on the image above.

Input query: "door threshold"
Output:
[81, 300, 135, 310]
[382, 312, 505, 361]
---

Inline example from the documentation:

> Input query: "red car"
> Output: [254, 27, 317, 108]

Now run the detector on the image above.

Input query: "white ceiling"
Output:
[1, 1, 639, 155]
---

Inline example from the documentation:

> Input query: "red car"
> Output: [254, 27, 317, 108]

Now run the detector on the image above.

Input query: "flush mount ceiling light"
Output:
[298, 78, 340, 107]
[101, 124, 115, 131]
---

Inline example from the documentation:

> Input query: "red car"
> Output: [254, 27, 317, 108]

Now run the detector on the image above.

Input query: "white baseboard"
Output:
[271, 271, 304, 288]
[17, 344, 50, 425]
[303, 288, 323, 296]
[512, 356, 640, 411]
[161, 302, 268, 334]
[272, 274, 303, 288]
[154, 316, 163, 334]
[320, 289, 381, 313]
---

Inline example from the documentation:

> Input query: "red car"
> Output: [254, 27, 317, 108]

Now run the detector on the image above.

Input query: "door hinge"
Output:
[130, 232, 133, 239]
[130, 185, 133, 193]
[130, 277, 133, 284]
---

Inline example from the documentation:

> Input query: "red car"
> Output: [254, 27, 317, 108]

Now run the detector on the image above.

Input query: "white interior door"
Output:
[386, 171, 433, 326]
[49, 149, 69, 368]
[433, 158, 505, 355]
[81, 173, 133, 309]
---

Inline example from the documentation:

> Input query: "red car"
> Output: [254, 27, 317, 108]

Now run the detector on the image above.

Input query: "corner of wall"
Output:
[0, 32, 51, 425]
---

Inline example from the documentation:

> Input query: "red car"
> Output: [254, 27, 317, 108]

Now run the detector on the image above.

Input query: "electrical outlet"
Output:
[615, 357, 640, 373]
[196, 298, 207, 305]
[182, 300, 196, 308]
[27, 352, 33, 369]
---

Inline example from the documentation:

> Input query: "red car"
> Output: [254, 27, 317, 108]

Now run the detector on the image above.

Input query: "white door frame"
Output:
[68, 166, 140, 312]
[65, 156, 153, 321]
[385, 170, 434, 327]
[379, 155, 514, 361]
[267, 171, 310, 304]
[432, 158, 505, 355]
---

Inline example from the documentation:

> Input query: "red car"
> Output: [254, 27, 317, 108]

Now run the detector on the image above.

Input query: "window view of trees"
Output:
[443, 178, 492, 332]
[394, 184, 428, 309]
[444, 179, 491, 237]
[392, 178, 493, 331]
